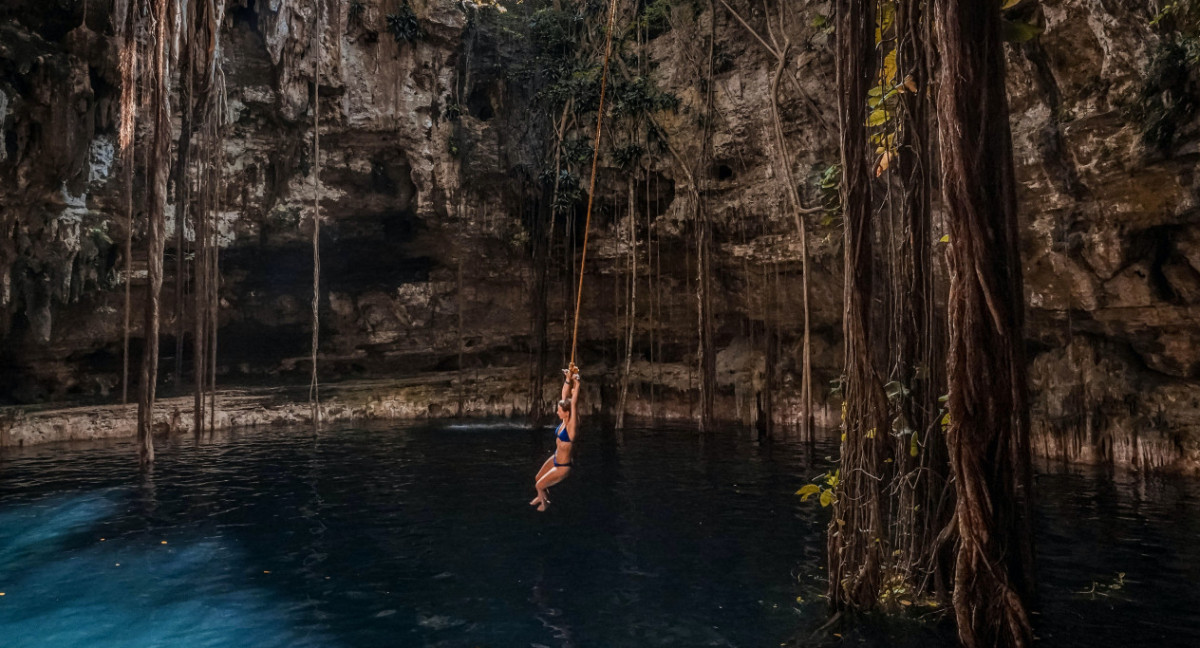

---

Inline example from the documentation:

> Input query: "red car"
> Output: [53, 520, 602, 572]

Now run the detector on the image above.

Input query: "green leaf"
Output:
[879, 50, 897, 87]
[939, 234, 950, 243]
[796, 484, 821, 501]
[819, 489, 834, 508]
[1002, 19, 1043, 43]
[866, 107, 889, 127]
[1001, 0, 1023, 10]
[910, 431, 920, 457]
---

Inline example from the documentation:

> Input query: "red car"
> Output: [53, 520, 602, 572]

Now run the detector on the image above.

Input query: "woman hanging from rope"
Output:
[530, 363, 581, 512]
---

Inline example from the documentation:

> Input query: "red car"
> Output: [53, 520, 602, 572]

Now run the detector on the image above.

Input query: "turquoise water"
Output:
[0, 422, 1197, 647]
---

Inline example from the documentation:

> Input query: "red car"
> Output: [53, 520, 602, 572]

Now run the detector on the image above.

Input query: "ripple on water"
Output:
[0, 424, 1198, 647]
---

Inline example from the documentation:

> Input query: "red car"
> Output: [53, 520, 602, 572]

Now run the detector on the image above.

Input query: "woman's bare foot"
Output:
[537, 499, 548, 512]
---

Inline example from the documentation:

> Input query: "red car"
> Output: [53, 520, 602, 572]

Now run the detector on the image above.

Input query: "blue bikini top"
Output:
[555, 422, 572, 443]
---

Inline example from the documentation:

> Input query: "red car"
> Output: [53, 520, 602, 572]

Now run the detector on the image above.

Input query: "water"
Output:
[0, 423, 1197, 647]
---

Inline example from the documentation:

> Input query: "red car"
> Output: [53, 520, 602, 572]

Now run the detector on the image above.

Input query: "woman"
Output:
[530, 365, 580, 512]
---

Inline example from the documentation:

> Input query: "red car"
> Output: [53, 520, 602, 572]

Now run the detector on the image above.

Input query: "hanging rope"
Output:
[569, 0, 621, 369]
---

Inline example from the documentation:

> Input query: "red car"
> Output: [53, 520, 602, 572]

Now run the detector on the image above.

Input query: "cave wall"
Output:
[1, 0, 1197, 469]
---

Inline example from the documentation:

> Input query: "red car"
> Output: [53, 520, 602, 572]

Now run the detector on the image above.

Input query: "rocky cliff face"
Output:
[1, 1, 1197, 469]
[1006, 0, 1200, 470]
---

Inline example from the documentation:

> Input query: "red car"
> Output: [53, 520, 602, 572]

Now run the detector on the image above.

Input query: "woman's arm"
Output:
[568, 372, 580, 428]
[560, 362, 579, 401]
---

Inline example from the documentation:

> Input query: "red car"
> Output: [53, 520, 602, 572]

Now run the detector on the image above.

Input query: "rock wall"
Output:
[1, 1, 1197, 470]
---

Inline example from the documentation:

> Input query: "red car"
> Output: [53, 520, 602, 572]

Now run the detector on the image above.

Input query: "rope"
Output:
[569, 0, 621, 369]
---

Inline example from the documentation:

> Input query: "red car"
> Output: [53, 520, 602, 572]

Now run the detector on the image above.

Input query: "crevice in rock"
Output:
[1020, 39, 1087, 201]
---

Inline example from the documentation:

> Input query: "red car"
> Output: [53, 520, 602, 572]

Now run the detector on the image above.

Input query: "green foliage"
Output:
[562, 137, 595, 165]
[549, 170, 584, 213]
[811, 14, 834, 34]
[348, 0, 366, 23]
[612, 143, 645, 169]
[528, 7, 580, 59]
[1152, 1, 1200, 29]
[537, 64, 602, 111]
[815, 163, 842, 226]
[387, 2, 422, 43]
[1001, 0, 1044, 43]
[1002, 19, 1044, 43]
[87, 223, 113, 247]
[611, 76, 680, 118]
[796, 470, 840, 507]
[636, 0, 674, 39]
[1135, 36, 1200, 154]
[442, 101, 467, 121]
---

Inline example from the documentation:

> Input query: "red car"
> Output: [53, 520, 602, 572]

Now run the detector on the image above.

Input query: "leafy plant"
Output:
[811, 14, 834, 35]
[797, 469, 840, 507]
[611, 76, 679, 118]
[612, 143, 645, 170]
[387, 2, 422, 43]
[443, 101, 468, 121]
[562, 137, 595, 165]
[1135, 36, 1200, 155]
[815, 163, 842, 226]
[551, 170, 584, 213]
[636, 0, 674, 39]
[1001, 0, 1043, 43]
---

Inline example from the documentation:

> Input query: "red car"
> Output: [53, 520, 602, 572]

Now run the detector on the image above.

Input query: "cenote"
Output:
[1, 423, 1197, 647]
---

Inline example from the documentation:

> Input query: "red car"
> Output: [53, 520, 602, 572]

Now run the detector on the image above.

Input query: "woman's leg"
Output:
[531, 455, 555, 505]
[534, 466, 571, 512]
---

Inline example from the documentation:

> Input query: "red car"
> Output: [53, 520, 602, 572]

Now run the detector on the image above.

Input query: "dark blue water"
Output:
[0, 423, 1197, 647]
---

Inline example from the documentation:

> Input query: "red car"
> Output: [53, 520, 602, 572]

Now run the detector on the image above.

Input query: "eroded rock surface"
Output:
[1, 1, 1197, 470]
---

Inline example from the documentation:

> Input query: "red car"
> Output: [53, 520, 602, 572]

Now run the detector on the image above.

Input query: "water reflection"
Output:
[0, 424, 1196, 647]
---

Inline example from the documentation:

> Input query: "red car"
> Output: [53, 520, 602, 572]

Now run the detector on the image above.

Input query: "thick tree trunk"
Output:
[933, 1, 1036, 646]
[828, 0, 886, 611]
[894, 0, 955, 602]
